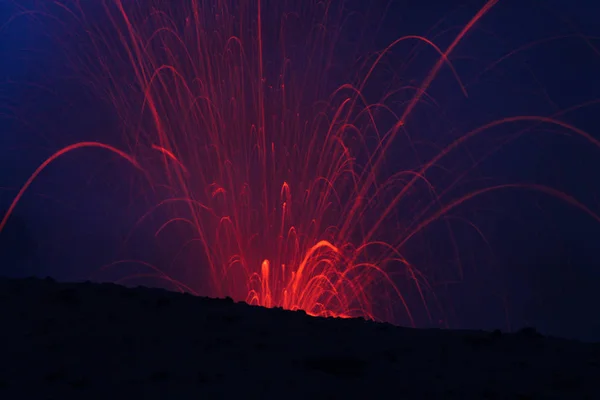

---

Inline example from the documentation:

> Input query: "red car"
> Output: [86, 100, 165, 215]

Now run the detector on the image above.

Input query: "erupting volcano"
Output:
[2, 0, 600, 334]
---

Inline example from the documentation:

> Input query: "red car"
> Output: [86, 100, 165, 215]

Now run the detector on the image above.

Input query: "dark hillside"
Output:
[0, 276, 598, 399]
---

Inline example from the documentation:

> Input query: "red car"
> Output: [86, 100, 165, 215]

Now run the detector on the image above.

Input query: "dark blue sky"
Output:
[1, 0, 600, 341]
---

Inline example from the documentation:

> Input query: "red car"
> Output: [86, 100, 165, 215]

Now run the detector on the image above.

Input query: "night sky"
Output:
[1, 0, 600, 341]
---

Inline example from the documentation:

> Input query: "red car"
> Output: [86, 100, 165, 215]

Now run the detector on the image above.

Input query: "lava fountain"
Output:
[2, 0, 600, 328]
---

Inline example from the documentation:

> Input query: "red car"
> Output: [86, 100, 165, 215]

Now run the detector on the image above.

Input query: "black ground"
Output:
[0, 276, 598, 399]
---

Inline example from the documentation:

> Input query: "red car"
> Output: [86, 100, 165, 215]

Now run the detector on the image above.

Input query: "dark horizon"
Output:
[1, 0, 600, 342]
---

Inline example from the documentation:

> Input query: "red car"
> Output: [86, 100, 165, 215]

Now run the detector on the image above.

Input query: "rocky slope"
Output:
[0, 276, 598, 399]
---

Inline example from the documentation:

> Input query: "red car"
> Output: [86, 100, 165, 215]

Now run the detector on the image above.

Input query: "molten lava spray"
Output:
[2, 0, 600, 329]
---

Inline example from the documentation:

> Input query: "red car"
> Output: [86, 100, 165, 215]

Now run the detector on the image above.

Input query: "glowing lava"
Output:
[2, 0, 600, 328]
